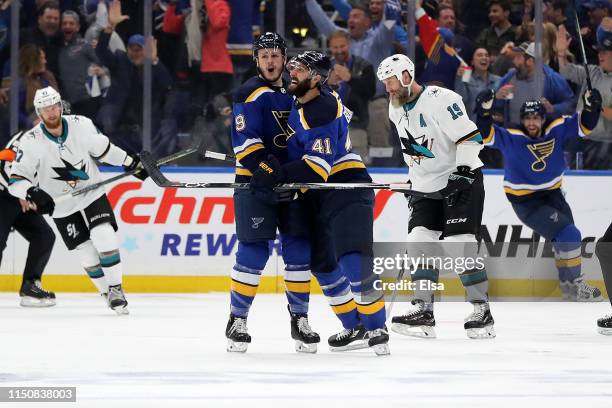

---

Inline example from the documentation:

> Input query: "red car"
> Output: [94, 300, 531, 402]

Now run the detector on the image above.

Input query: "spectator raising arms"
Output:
[58, 10, 107, 118]
[494, 42, 575, 127]
[95, 0, 171, 154]
[557, 19, 612, 169]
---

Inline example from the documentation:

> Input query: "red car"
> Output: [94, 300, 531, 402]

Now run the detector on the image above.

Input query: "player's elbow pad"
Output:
[97, 143, 129, 167]
[456, 143, 483, 169]
[8, 177, 33, 200]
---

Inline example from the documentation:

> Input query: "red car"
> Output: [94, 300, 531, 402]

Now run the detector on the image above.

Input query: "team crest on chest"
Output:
[527, 139, 555, 172]
[401, 128, 435, 165]
[271, 110, 292, 148]
[52, 158, 89, 189]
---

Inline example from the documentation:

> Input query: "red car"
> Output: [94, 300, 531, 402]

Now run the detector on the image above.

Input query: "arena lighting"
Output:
[292, 27, 309, 37]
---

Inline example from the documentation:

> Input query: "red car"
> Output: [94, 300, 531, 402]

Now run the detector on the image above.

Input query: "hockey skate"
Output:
[328, 325, 368, 352]
[364, 327, 390, 356]
[107, 284, 129, 315]
[464, 302, 495, 339]
[560, 278, 603, 302]
[391, 299, 436, 338]
[288, 307, 320, 353]
[226, 314, 251, 353]
[19, 280, 56, 307]
[597, 314, 612, 335]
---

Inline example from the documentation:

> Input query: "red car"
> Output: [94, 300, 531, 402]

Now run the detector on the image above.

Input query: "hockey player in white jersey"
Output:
[377, 54, 495, 339]
[8, 87, 148, 314]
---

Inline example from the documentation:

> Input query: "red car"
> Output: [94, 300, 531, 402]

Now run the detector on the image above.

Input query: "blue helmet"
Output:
[520, 99, 545, 119]
[288, 51, 332, 83]
[252, 32, 287, 61]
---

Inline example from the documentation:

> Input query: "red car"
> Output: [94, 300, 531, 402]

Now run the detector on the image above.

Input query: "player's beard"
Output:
[42, 115, 61, 130]
[290, 77, 314, 98]
[390, 87, 410, 108]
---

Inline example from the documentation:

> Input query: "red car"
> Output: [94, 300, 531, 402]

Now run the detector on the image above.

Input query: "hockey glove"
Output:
[442, 166, 475, 207]
[124, 154, 149, 181]
[250, 155, 286, 190]
[26, 186, 55, 215]
[475, 89, 495, 118]
[582, 88, 602, 113]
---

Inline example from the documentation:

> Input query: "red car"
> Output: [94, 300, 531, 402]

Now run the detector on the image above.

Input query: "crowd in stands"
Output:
[0, 0, 610, 169]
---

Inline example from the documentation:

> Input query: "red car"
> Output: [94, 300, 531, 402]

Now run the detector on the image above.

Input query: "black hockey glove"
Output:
[442, 166, 475, 207]
[124, 154, 149, 181]
[475, 89, 495, 118]
[250, 155, 286, 190]
[26, 186, 55, 215]
[582, 88, 602, 113]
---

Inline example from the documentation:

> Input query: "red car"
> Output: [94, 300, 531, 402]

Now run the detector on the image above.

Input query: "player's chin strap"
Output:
[141, 150, 474, 200]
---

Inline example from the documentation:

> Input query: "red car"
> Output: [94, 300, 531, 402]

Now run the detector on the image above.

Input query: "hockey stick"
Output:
[385, 250, 408, 321]
[54, 143, 200, 204]
[203, 150, 236, 163]
[574, 9, 593, 91]
[139, 151, 472, 199]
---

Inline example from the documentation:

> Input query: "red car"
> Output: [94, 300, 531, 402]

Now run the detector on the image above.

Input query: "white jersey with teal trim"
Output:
[388, 86, 484, 193]
[9, 115, 128, 218]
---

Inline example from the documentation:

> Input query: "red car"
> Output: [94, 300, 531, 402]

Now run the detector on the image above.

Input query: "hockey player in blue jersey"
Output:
[225, 33, 320, 353]
[249, 51, 389, 356]
[475, 88, 604, 301]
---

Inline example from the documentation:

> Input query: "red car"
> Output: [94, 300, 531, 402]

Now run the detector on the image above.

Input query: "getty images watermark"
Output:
[371, 253, 486, 291]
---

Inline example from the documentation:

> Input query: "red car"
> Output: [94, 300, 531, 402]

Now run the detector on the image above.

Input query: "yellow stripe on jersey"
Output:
[579, 119, 592, 136]
[284, 281, 311, 293]
[332, 299, 357, 315]
[304, 158, 329, 181]
[298, 108, 310, 130]
[504, 181, 562, 196]
[235, 143, 265, 161]
[335, 97, 342, 119]
[245, 86, 273, 103]
[483, 126, 495, 144]
[330, 160, 366, 175]
[235, 167, 253, 176]
[544, 117, 565, 134]
[231, 280, 258, 297]
[556, 256, 581, 268]
[356, 299, 385, 315]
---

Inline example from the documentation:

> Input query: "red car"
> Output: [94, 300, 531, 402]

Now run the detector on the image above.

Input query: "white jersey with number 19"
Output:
[388, 85, 484, 193]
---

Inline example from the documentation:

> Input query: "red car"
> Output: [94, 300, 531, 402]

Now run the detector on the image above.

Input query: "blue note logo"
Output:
[251, 217, 265, 229]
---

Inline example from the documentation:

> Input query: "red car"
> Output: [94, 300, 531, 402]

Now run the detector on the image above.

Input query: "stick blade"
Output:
[139, 151, 178, 187]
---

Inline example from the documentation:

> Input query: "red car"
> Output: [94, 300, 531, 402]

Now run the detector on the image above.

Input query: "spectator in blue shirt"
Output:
[494, 42, 575, 127]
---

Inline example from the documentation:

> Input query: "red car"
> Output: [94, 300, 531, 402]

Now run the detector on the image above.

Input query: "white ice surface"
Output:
[1, 293, 612, 408]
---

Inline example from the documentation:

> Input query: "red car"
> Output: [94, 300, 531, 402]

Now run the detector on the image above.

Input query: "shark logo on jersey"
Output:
[52, 158, 89, 188]
[527, 139, 555, 172]
[401, 129, 434, 164]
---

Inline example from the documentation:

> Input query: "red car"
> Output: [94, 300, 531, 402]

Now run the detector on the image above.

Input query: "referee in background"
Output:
[0, 131, 56, 306]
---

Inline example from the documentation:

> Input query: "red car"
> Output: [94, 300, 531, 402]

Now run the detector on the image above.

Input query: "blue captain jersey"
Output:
[231, 75, 293, 181]
[483, 113, 591, 201]
[286, 87, 371, 183]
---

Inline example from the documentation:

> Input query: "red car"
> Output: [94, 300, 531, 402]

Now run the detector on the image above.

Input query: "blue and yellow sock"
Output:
[230, 241, 269, 317]
[312, 267, 360, 329]
[340, 252, 386, 331]
[281, 236, 311, 314]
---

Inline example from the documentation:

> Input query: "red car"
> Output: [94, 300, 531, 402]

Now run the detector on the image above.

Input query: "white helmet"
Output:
[33, 87, 62, 116]
[377, 54, 415, 89]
